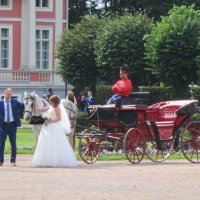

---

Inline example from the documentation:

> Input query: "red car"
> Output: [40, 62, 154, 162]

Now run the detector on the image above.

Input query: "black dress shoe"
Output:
[11, 162, 16, 166]
[0, 162, 3, 166]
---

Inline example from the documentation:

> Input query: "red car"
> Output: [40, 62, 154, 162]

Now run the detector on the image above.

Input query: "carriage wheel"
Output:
[145, 140, 173, 162]
[124, 128, 146, 164]
[180, 120, 200, 163]
[78, 129, 102, 164]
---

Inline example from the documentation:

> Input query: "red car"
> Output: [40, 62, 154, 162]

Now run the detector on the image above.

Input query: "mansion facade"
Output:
[0, 0, 69, 101]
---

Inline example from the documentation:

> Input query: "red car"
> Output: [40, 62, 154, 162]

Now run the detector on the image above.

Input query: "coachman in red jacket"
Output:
[106, 67, 132, 104]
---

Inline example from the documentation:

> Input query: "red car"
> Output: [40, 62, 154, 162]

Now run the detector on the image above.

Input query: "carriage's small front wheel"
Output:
[180, 120, 200, 163]
[78, 129, 102, 164]
[124, 128, 146, 164]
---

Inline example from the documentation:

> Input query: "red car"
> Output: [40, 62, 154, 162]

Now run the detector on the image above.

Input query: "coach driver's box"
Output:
[121, 92, 151, 106]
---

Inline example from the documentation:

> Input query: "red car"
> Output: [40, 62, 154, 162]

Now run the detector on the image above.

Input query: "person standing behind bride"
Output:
[61, 90, 78, 150]
[32, 95, 77, 167]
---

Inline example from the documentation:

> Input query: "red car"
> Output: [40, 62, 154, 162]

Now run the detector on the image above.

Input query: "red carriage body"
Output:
[77, 94, 200, 164]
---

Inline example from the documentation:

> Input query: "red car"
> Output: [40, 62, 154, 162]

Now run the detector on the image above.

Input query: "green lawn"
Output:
[4, 121, 186, 161]
[5, 127, 130, 160]
[5, 128, 35, 154]
[21, 119, 30, 125]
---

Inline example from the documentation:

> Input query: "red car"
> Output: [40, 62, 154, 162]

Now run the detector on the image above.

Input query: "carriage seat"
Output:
[121, 91, 150, 106]
[88, 104, 117, 121]
[146, 100, 198, 140]
[87, 104, 137, 126]
[146, 101, 184, 122]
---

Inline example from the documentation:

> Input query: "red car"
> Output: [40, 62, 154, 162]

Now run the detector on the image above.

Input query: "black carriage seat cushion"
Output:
[88, 105, 137, 125]
[121, 92, 150, 106]
[87, 105, 117, 121]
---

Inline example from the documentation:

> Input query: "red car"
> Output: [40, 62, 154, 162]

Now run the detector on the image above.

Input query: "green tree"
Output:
[99, 0, 200, 20]
[68, 1, 200, 28]
[94, 14, 154, 89]
[56, 15, 104, 93]
[145, 5, 200, 97]
[68, 0, 88, 28]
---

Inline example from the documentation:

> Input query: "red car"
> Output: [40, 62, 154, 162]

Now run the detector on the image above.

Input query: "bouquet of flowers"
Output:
[42, 112, 52, 125]
[42, 112, 52, 120]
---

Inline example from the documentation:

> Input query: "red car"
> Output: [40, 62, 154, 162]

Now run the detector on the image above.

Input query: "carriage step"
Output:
[77, 133, 107, 138]
[150, 121, 162, 150]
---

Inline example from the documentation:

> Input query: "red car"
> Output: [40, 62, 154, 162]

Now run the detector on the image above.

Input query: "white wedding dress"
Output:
[32, 106, 77, 167]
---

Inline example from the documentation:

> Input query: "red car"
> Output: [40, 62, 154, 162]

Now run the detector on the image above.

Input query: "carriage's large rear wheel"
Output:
[124, 128, 146, 164]
[145, 140, 173, 162]
[180, 120, 200, 163]
[78, 129, 102, 164]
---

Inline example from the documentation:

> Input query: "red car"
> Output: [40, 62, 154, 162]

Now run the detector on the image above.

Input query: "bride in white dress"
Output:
[32, 95, 77, 167]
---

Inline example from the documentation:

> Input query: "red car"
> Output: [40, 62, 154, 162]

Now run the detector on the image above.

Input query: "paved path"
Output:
[0, 155, 200, 200]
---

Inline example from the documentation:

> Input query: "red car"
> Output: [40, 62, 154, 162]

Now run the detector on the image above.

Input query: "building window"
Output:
[36, 0, 52, 11]
[36, 0, 49, 8]
[0, 0, 8, 6]
[36, 29, 51, 70]
[0, 28, 10, 69]
[0, 0, 13, 10]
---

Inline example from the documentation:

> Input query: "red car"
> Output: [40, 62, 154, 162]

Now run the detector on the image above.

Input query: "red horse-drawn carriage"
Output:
[76, 92, 200, 164]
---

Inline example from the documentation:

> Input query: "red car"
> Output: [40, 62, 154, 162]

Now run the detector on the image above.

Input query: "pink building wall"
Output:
[13, 22, 21, 70]
[36, 0, 56, 18]
[0, 21, 21, 70]
[0, 0, 22, 17]
[36, 21, 56, 71]
[0, 0, 67, 86]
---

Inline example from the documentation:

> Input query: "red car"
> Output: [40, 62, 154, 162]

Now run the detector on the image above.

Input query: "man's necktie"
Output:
[6, 101, 10, 123]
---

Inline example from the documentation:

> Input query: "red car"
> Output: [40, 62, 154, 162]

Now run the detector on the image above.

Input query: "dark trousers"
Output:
[0, 122, 17, 163]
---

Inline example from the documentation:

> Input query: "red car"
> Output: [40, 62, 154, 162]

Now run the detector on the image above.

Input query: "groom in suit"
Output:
[0, 88, 24, 166]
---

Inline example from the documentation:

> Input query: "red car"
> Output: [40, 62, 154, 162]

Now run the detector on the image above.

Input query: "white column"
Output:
[21, 0, 36, 69]
[54, 0, 65, 86]
[66, 0, 69, 29]
[55, 0, 63, 43]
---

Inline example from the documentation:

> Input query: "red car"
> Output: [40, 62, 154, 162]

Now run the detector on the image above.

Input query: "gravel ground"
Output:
[0, 155, 200, 200]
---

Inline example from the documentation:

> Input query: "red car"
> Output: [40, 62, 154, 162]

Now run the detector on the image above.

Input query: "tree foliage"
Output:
[144, 5, 200, 97]
[99, 0, 200, 20]
[68, 0, 89, 28]
[56, 15, 104, 93]
[68, 1, 200, 28]
[94, 14, 154, 88]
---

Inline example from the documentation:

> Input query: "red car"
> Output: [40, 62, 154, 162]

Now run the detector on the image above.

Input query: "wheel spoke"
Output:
[146, 140, 172, 162]
[124, 128, 145, 164]
[78, 130, 101, 164]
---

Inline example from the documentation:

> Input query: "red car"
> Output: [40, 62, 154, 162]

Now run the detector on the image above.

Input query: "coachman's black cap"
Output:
[120, 64, 129, 74]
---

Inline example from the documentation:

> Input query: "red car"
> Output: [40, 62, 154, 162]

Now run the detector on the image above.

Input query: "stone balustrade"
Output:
[0, 70, 64, 86]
